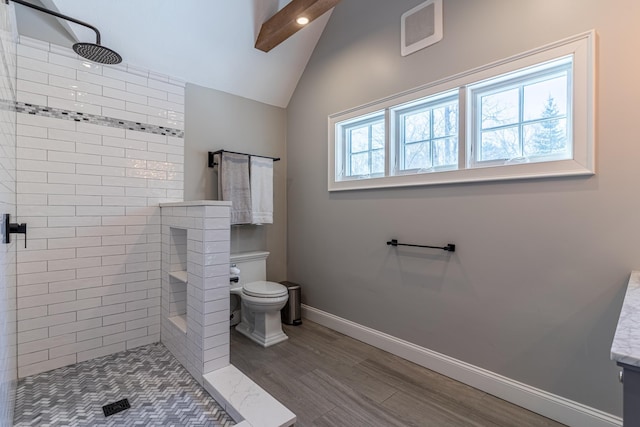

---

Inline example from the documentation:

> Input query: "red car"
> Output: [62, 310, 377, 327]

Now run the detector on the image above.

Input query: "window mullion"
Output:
[458, 86, 467, 170]
[429, 108, 434, 168]
[368, 124, 373, 174]
[519, 85, 525, 157]
[345, 128, 351, 177]
[385, 108, 391, 176]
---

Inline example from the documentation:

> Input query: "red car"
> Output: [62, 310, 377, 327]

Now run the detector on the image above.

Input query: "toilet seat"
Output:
[242, 281, 288, 298]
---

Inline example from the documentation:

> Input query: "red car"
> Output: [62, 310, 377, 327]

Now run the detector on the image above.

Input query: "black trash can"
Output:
[280, 281, 302, 326]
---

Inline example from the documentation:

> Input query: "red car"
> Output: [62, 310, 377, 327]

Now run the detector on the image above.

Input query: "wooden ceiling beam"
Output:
[255, 0, 341, 52]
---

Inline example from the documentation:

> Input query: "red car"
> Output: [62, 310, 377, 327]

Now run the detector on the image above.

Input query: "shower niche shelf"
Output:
[168, 227, 188, 335]
[169, 270, 187, 284]
[168, 314, 187, 333]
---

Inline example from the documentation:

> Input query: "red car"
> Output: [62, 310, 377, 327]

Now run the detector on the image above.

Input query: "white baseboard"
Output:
[302, 304, 622, 427]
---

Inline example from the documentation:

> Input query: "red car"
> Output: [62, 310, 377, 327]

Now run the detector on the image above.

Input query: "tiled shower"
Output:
[14, 33, 186, 378]
[0, 0, 235, 422]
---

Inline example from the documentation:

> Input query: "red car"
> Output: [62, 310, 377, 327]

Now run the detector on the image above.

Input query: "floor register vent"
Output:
[102, 398, 131, 417]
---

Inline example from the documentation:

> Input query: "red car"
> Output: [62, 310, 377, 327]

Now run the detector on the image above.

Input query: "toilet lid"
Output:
[242, 281, 288, 298]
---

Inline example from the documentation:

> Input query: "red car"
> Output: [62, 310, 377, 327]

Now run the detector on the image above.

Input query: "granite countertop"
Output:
[611, 271, 640, 367]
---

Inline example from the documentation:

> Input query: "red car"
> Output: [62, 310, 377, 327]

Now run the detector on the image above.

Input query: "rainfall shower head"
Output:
[73, 43, 122, 65]
[11, 0, 122, 65]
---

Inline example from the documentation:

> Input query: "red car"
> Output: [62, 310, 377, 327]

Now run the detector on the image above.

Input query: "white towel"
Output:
[250, 156, 273, 224]
[219, 152, 252, 225]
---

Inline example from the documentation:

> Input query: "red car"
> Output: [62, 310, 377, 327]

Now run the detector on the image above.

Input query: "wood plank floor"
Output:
[230, 320, 566, 427]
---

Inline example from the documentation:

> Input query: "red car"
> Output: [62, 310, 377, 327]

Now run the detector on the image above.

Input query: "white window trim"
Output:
[467, 57, 574, 168]
[328, 30, 595, 192]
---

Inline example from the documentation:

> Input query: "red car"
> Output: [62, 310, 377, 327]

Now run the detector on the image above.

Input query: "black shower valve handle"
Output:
[3, 214, 27, 248]
[10, 223, 27, 248]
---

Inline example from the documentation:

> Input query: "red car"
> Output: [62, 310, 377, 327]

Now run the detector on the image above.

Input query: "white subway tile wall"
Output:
[15, 36, 185, 378]
[161, 204, 231, 384]
[0, 1, 18, 424]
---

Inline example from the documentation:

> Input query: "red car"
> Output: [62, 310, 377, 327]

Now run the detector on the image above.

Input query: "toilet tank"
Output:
[230, 251, 269, 285]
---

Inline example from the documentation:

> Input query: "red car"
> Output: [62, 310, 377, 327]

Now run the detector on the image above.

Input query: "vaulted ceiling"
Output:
[23, 0, 334, 107]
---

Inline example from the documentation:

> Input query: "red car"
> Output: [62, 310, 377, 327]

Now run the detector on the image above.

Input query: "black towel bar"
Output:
[208, 150, 281, 168]
[387, 239, 455, 252]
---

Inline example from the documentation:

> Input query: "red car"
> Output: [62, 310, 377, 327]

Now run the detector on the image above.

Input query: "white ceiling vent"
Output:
[401, 0, 443, 56]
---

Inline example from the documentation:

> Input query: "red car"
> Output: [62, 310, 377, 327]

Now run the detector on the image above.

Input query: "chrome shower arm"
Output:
[9, 0, 101, 44]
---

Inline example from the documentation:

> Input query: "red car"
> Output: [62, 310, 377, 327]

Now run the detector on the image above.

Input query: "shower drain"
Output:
[102, 398, 131, 417]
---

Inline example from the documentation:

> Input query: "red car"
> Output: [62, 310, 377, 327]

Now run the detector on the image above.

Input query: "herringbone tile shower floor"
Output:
[13, 342, 235, 427]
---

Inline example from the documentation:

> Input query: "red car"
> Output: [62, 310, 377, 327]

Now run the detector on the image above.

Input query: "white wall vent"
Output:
[401, 0, 443, 56]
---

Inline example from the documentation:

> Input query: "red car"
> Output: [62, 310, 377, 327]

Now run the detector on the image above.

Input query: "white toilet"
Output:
[229, 251, 289, 347]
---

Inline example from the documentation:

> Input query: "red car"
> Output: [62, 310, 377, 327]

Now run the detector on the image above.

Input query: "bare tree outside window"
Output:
[477, 72, 570, 163]
[346, 117, 385, 177]
[399, 97, 458, 171]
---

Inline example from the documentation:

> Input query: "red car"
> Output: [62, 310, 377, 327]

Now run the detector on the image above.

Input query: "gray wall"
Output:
[185, 84, 287, 281]
[286, 0, 640, 415]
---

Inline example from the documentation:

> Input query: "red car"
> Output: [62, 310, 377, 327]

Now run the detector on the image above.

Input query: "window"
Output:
[393, 90, 458, 173]
[470, 57, 572, 167]
[328, 31, 595, 191]
[343, 113, 385, 178]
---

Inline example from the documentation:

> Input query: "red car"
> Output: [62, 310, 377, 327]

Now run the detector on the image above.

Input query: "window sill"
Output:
[329, 159, 594, 191]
